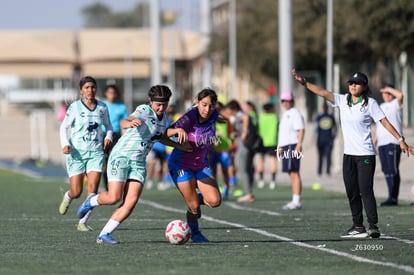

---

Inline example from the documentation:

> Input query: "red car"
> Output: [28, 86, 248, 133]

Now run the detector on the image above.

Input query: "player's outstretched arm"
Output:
[159, 133, 193, 152]
[292, 68, 335, 104]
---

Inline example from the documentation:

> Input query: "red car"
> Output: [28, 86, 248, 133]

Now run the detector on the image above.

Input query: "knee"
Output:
[108, 193, 122, 205]
[205, 196, 221, 208]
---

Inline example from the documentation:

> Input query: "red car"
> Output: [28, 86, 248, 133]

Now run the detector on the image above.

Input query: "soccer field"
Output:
[1, 169, 413, 275]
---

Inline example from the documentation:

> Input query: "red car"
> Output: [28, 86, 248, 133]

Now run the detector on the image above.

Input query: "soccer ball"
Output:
[165, 220, 191, 245]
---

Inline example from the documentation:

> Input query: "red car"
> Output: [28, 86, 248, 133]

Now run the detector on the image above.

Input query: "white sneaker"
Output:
[146, 180, 153, 190]
[257, 180, 265, 189]
[269, 181, 276, 190]
[157, 181, 171, 191]
[282, 201, 301, 210]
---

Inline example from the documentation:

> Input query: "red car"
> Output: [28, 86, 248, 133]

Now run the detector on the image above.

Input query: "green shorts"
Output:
[107, 155, 146, 184]
[66, 149, 104, 177]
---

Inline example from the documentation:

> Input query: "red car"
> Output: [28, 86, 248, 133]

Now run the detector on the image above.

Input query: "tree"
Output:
[210, 0, 414, 87]
[81, 2, 149, 28]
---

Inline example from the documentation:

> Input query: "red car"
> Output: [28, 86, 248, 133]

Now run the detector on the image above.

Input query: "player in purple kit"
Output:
[168, 88, 221, 243]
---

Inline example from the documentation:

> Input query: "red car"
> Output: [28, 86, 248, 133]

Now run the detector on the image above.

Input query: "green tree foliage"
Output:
[211, 0, 414, 82]
[82, 2, 149, 28]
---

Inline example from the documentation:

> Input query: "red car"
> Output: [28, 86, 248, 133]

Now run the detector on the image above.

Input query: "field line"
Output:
[140, 199, 414, 274]
[380, 235, 414, 245]
[224, 202, 414, 246]
[224, 202, 281, 216]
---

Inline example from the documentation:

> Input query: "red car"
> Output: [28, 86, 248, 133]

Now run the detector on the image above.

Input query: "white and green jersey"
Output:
[332, 93, 385, 155]
[111, 104, 167, 161]
[60, 99, 112, 151]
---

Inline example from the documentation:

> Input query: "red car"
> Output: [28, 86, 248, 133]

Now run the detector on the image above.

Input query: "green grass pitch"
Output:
[0, 169, 413, 275]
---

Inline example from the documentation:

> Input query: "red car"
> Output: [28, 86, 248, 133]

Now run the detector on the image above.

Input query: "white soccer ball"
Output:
[165, 219, 191, 245]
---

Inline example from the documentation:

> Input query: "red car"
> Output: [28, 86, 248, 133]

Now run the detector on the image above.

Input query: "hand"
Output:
[103, 138, 112, 151]
[62, 145, 70, 154]
[401, 141, 414, 156]
[175, 128, 188, 144]
[292, 68, 306, 85]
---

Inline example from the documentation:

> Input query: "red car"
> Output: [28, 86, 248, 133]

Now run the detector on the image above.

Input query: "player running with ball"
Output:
[168, 88, 222, 243]
[77, 85, 191, 244]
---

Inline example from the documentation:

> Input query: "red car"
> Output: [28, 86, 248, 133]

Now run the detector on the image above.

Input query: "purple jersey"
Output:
[169, 107, 218, 171]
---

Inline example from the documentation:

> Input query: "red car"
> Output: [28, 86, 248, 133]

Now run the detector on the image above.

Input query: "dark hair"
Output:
[104, 84, 121, 101]
[105, 84, 120, 95]
[225, 99, 242, 111]
[79, 76, 97, 90]
[263, 103, 274, 112]
[245, 101, 257, 114]
[346, 85, 371, 107]
[148, 85, 172, 101]
[197, 88, 217, 106]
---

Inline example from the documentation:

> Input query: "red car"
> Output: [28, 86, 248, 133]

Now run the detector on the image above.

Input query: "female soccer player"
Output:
[168, 88, 221, 243]
[59, 76, 113, 232]
[292, 69, 413, 238]
[77, 85, 191, 244]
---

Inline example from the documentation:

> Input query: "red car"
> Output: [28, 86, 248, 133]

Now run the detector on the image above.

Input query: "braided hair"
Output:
[148, 85, 172, 102]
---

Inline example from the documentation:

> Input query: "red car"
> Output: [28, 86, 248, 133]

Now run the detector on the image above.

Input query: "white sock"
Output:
[90, 194, 99, 207]
[99, 218, 120, 237]
[64, 191, 71, 202]
[79, 209, 92, 224]
[292, 194, 301, 205]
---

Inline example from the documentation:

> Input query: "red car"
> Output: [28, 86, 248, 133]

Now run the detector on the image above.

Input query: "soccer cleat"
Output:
[282, 201, 301, 210]
[340, 225, 368, 238]
[257, 180, 265, 189]
[77, 195, 95, 219]
[77, 223, 93, 232]
[188, 221, 209, 243]
[368, 225, 381, 238]
[59, 195, 71, 215]
[96, 233, 120, 244]
[380, 198, 397, 207]
[237, 194, 255, 203]
[269, 181, 276, 190]
[191, 231, 209, 243]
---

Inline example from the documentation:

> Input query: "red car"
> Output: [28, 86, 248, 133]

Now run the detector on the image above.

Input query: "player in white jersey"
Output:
[375, 85, 404, 206]
[58, 76, 113, 232]
[292, 69, 413, 239]
[77, 85, 191, 244]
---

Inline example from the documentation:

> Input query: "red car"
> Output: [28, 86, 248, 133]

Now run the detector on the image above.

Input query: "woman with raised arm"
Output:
[292, 69, 413, 239]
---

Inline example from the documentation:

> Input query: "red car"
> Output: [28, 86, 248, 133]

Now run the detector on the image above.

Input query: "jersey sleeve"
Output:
[292, 109, 305, 130]
[59, 103, 76, 148]
[369, 98, 385, 122]
[101, 105, 113, 141]
[331, 93, 343, 108]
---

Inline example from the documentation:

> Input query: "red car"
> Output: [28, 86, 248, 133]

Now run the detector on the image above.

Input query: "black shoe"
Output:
[368, 225, 381, 238]
[340, 225, 368, 238]
[380, 198, 398, 207]
[410, 202, 414, 207]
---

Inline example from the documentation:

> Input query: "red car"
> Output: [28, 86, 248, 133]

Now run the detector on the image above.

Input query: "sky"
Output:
[0, 0, 200, 31]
